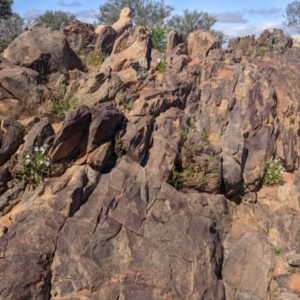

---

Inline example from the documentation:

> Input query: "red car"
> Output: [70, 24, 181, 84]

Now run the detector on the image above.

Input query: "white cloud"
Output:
[214, 11, 247, 24]
[75, 9, 98, 24]
[58, 1, 82, 7]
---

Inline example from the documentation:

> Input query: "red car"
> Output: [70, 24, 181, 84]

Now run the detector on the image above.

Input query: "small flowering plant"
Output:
[17, 145, 50, 187]
[263, 159, 285, 186]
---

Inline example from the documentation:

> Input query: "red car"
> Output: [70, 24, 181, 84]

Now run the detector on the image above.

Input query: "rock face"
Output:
[3, 23, 84, 79]
[1, 24, 300, 300]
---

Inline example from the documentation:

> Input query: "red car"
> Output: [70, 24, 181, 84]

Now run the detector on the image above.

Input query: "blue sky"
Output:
[12, 0, 291, 39]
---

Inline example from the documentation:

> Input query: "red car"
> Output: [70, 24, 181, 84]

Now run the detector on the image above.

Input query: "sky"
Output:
[12, 0, 293, 39]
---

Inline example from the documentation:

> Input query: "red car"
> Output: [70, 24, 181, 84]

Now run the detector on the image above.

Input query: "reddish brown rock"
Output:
[187, 30, 221, 58]
[3, 23, 84, 79]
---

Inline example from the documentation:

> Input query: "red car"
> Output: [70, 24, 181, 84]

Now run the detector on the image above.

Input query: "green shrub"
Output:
[113, 134, 124, 158]
[79, 51, 105, 67]
[156, 54, 167, 73]
[17, 145, 50, 187]
[50, 96, 79, 123]
[147, 26, 168, 53]
[272, 246, 282, 256]
[263, 159, 284, 186]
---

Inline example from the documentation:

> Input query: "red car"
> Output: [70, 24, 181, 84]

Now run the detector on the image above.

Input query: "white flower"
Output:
[25, 159, 30, 165]
[45, 161, 50, 166]
[34, 146, 39, 152]
[39, 147, 46, 154]
[157, 58, 161, 63]
[25, 154, 30, 159]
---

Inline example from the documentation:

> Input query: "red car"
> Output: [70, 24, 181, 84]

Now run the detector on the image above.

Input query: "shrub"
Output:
[272, 246, 282, 256]
[17, 145, 50, 187]
[263, 159, 284, 186]
[147, 26, 168, 53]
[49, 83, 79, 123]
[156, 54, 167, 73]
[80, 51, 105, 67]
[50, 95, 79, 123]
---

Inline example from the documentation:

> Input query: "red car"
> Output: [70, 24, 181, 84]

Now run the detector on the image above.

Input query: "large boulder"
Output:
[62, 20, 96, 52]
[100, 26, 152, 74]
[187, 30, 221, 58]
[0, 56, 51, 120]
[3, 23, 84, 80]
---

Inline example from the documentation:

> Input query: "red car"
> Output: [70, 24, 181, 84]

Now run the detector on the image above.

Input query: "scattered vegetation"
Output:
[16, 145, 50, 187]
[113, 134, 124, 158]
[49, 83, 79, 123]
[116, 90, 135, 111]
[263, 159, 285, 186]
[79, 51, 106, 67]
[169, 125, 212, 190]
[272, 246, 282, 256]
[34, 10, 76, 30]
[283, 1, 300, 34]
[167, 9, 226, 43]
[0, 12, 24, 51]
[97, 0, 174, 27]
[0, 0, 13, 19]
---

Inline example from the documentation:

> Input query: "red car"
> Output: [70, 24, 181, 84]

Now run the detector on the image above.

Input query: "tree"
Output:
[34, 10, 76, 30]
[167, 9, 226, 43]
[0, 12, 23, 51]
[284, 1, 300, 33]
[0, 0, 13, 19]
[97, 0, 174, 27]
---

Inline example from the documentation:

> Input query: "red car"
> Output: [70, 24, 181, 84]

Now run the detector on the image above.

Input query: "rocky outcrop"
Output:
[187, 30, 221, 58]
[3, 23, 84, 80]
[62, 20, 96, 52]
[96, 7, 133, 36]
[1, 24, 300, 300]
[228, 28, 293, 57]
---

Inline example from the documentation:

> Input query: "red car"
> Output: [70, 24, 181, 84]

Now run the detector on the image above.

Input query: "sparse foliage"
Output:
[284, 1, 300, 34]
[34, 10, 76, 30]
[0, 12, 24, 51]
[97, 0, 174, 27]
[0, 0, 13, 19]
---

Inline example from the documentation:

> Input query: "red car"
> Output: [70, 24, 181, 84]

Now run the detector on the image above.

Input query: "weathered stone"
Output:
[3, 23, 84, 78]
[111, 7, 132, 35]
[100, 26, 152, 73]
[49, 106, 91, 162]
[122, 115, 154, 164]
[0, 58, 50, 120]
[62, 20, 96, 52]
[87, 107, 123, 153]
[288, 254, 300, 266]
[222, 221, 272, 300]
[0, 118, 24, 166]
[187, 30, 221, 58]
[166, 31, 184, 57]
[94, 26, 117, 54]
